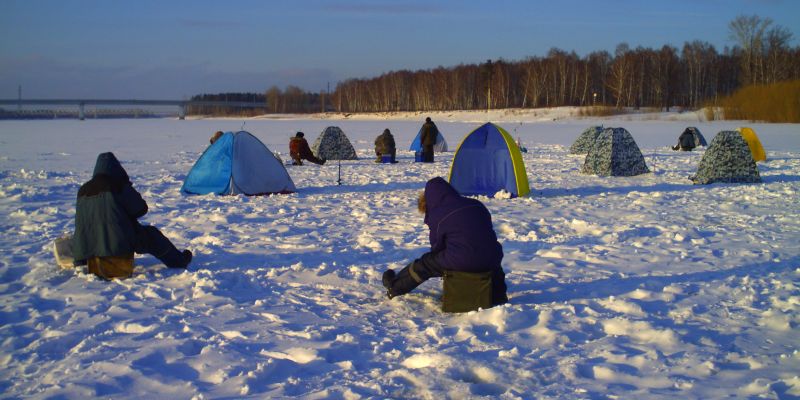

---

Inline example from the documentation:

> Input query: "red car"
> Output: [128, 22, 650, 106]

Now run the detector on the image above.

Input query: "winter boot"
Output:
[159, 248, 191, 269]
[384, 264, 423, 299]
[382, 269, 396, 289]
[179, 250, 193, 268]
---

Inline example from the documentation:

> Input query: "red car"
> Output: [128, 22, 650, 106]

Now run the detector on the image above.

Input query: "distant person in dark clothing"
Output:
[672, 128, 697, 151]
[420, 117, 438, 162]
[73, 152, 192, 278]
[209, 131, 224, 145]
[382, 177, 508, 308]
[289, 132, 326, 165]
[374, 128, 397, 163]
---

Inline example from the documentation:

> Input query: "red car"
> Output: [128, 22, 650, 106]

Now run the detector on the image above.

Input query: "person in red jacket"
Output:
[289, 132, 326, 165]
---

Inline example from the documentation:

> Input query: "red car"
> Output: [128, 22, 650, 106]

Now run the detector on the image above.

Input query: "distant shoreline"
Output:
[0, 106, 751, 124]
[187, 107, 710, 124]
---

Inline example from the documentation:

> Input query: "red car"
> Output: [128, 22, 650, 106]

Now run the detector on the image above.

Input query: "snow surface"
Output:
[1, 109, 799, 399]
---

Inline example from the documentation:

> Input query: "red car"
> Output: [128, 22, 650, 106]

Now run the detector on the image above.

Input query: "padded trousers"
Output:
[134, 224, 185, 268]
[421, 145, 434, 162]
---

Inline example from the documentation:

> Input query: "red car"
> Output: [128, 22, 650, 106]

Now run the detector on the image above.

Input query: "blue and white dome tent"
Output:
[182, 131, 296, 195]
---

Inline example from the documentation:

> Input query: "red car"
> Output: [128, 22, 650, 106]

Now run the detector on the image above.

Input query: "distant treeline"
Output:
[187, 93, 267, 116]
[191, 15, 800, 118]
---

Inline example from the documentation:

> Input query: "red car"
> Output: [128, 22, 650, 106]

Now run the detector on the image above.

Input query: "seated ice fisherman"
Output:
[382, 177, 508, 311]
[289, 132, 326, 165]
[72, 152, 192, 279]
[672, 128, 696, 151]
[374, 128, 397, 163]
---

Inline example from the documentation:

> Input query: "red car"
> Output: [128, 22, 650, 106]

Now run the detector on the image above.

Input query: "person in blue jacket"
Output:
[382, 177, 508, 306]
[72, 152, 192, 273]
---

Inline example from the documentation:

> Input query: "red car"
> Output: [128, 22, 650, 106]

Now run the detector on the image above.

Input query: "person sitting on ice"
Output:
[382, 177, 508, 312]
[374, 128, 397, 163]
[289, 132, 326, 166]
[672, 128, 697, 151]
[72, 152, 192, 279]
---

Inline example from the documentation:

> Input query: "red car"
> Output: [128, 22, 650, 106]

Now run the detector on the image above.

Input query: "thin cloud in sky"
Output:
[1, 56, 335, 99]
[322, 2, 446, 15]
[177, 18, 242, 29]
[639, 11, 716, 18]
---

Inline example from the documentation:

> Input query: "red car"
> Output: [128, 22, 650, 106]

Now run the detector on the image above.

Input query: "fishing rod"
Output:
[337, 159, 342, 186]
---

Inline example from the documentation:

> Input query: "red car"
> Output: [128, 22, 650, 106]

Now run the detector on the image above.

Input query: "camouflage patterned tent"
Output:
[581, 127, 650, 176]
[312, 126, 358, 160]
[569, 125, 604, 154]
[690, 131, 761, 185]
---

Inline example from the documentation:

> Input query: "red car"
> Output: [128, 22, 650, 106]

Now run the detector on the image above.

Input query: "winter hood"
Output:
[93, 152, 130, 183]
[423, 177, 462, 226]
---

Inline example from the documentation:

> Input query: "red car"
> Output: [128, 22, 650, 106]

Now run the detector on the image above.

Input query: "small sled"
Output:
[53, 234, 76, 269]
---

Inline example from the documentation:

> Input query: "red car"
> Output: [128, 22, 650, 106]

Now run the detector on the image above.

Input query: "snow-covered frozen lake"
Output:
[1, 113, 799, 399]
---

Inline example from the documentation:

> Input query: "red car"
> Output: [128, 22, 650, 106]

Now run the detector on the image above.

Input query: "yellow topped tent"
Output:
[736, 127, 766, 162]
[448, 122, 530, 198]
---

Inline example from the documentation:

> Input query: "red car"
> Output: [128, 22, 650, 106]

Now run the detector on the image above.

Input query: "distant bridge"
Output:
[0, 99, 267, 120]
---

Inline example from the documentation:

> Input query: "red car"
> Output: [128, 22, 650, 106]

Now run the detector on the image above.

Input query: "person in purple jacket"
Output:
[382, 177, 508, 306]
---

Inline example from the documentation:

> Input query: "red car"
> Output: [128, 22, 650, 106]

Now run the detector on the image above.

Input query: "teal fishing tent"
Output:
[182, 131, 296, 195]
[448, 122, 530, 198]
[409, 127, 448, 152]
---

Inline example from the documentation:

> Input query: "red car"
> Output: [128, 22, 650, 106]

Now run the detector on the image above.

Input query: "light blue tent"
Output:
[409, 127, 448, 152]
[182, 131, 296, 195]
[448, 123, 530, 198]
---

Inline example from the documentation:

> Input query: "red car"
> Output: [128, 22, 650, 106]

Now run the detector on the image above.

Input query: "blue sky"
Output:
[1, 0, 798, 99]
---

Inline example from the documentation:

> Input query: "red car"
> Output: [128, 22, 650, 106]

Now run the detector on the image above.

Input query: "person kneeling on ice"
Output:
[382, 177, 508, 312]
[72, 152, 192, 279]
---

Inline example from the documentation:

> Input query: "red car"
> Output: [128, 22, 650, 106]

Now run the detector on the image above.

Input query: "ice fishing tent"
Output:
[691, 131, 761, 184]
[182, 131, 296, 195]
[409, 127, 449, 152]
[679, 127, 708, 147]
[736, 127, 766, 162]
[569, 125, 604, 154]
[581, 127, 650, 176]
[312, 126, 358, 160]
[448, 122, 530, 197]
